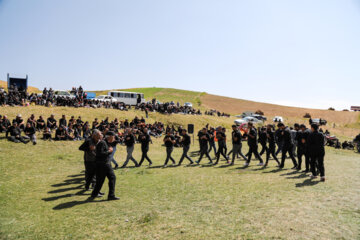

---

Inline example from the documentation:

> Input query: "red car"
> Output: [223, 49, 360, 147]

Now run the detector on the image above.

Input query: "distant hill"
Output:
[0, 80, 40, 93]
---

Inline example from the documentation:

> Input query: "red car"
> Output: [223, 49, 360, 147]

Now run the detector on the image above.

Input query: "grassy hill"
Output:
[0, 106, 359, 239]
[93, 87, 360, 140]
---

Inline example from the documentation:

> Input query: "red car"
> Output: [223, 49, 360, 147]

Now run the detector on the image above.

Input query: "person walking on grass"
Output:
[121, 128, 138, 168]
[244, 122, 263, 167]
[163, 131, 176, 167]
[308, 123, 326, 182]
[178, 129, 194, 166]
[264, 124, 280, 167]
[89, 131, 119, 201]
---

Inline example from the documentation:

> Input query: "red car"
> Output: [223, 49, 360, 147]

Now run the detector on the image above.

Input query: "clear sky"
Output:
[0, 0, 359, 110]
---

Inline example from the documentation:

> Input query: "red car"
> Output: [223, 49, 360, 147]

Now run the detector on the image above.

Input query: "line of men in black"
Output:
[77, 120, 327, 201]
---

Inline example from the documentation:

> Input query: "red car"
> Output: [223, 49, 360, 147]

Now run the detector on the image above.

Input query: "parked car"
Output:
[309, 118, 327, 126]
[54, 90, 76, 99]
[234, 116, 262, 125]
[184, 102, 193, 108]
[252, 114, 267, 121]
[95, 95, 118, 103]
[273, 116, 283, 122]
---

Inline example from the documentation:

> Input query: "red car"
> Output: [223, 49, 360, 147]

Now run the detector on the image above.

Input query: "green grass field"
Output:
[0, 106, 359, 240]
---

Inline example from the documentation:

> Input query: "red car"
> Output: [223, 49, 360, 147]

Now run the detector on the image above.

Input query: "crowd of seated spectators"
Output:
[0, 86, 230, 117]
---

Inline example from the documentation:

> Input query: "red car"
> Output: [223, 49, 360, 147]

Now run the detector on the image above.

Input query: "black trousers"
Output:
[297, 148, 310, 171]
[179, 145, 193, 165]
[91, 162, 116, 198]
[265, 144, 280, 166]
[84, 161, 96, 189]
[247, 144, 263, 163]
[8, 136, 29, 143]
[310, 154, 325, 177]
[198, 147, 212, 163]
[259, 142, 267, 156]
[208, 142, 217, 155]
[215, 145, 228, 164]
[139, 148, 152, 166]
[164, 147, 176, 165]
[280, 145, 297, 168]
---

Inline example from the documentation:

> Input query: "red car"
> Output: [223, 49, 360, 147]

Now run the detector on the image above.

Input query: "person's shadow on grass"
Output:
[295, 178, 320, 187]
[53, 199, 107, 210]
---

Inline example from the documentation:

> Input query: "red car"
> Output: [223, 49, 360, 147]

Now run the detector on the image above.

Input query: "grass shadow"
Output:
[280, 170, 299, 176]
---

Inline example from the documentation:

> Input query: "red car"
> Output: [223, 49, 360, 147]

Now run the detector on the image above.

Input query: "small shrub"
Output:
[255, 110, 264, 115]
[303, 113, 311, 118]
[328, 107, 335, 111]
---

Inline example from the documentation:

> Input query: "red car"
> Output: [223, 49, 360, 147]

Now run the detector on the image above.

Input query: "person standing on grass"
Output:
[296, 124, 310, 172]
[138, 128, 153, 167]
[108, 132, 120, 169]
[163, 131, 176, 167]
[307, 124, 326, 182]
[208, 127, 217, 156]
[278, 123, 298, 169]
[178, 129, 194, 165]
[264, 124, 280, 167]
[121, 128, 139, 168]
[258, 127, 267, 156]
[79, 129, 101, 191]
[244, 122, 263, 167]
[196, 128, 213, 164]
[89, 131, 119, 201]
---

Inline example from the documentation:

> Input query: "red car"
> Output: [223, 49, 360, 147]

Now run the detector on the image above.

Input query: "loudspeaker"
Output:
[188, 124, 194, 134]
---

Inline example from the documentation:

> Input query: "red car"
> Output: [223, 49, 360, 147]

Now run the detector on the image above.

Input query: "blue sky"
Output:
[0, 0, 359, 110]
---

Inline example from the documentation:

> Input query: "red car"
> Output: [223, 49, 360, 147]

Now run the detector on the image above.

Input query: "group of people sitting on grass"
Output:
[0, 85, 231, 118]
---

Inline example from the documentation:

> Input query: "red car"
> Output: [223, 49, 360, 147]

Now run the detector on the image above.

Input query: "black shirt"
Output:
[96, 140, 112, 163]
[24, 126, 36, 135]
[164, 135, 175, 148]
[216, 132, 226, 146]
[266, 130, 276, 147]
[247, 127, 258, 146]
[232, 130, 242, 145]
[199, 133, 210, 147]
[307, 131, 325, 156]
[139, 133, 151, 149]
[182, 134, 191, 146]
[124, 134, 136, 147]
[6, 126, 21, 137]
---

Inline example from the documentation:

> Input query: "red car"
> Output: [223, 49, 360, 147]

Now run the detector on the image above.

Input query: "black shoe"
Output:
[302, 170, 309, 173]
[33, 141, 37, 145]
[114, 165, 119, 169]
[99, 192, 105, 196]
[291, 166, 297, 170]
[108, 196, 120, 201]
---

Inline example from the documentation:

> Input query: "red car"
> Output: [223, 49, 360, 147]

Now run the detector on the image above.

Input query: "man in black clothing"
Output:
[244, 122, 263, 167]
[264, 124, 280, 167]
[196, 128, 213, 164]
[89, 131, 119, 201]
[0, 115, 10, 133]
[163, 131, 176, 167]
[47, 114, 57, 130]
[214, 127, 229, 165]
[208, 127, 217, 155]
[259, 127, 267, 156]
[59, 115, 67, 128]
[230, 125, 248, 165]
[54, 125, 67, 140]
[307, 124, 326, 182]
[138, 128, 153, 167]
[6, 121, 30, 144]
[296, 124, 310, 172]
[36, 116, 45, 131]
[79, 130, 101, 190]
[121, 128, 138, 168]
[24, 122, 37, 145]
[278, 123, 298, 169]
[178, 129, 194, 165]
